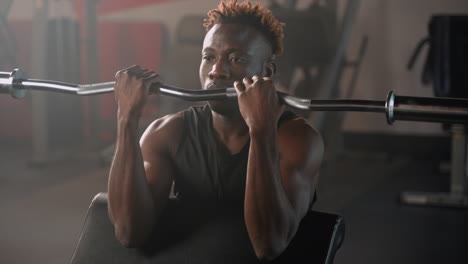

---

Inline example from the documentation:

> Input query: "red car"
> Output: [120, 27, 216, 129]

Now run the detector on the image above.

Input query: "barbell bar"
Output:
[1, 68, 467, 125]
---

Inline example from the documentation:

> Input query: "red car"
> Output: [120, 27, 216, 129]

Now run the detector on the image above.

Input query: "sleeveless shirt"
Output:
[172, 104, 298, 211]
[148, 104, 313, 263]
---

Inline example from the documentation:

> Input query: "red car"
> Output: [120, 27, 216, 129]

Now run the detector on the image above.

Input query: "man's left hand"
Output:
[234, 75, 284, 134]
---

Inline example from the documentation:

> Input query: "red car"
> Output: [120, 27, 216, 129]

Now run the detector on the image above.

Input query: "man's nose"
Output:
[208, 60, 230, 80]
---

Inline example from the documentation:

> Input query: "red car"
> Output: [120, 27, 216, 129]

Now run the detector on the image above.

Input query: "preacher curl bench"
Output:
[69, 193, 345, 264]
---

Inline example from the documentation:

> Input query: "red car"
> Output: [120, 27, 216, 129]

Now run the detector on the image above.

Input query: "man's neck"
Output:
[211, 110, 250, 154]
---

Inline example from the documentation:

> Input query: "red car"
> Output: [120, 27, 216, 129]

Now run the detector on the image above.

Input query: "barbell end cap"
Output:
[9, 68, 28, 99]
[385, 90, 396, 125]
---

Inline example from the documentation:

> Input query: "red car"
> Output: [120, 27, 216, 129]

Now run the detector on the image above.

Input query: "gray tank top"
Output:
[173, 104, 298, 211]
[157, 105, 312, 263]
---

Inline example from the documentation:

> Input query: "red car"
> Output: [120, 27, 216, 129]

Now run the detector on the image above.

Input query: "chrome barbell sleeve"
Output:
[385, 90, 468, 125]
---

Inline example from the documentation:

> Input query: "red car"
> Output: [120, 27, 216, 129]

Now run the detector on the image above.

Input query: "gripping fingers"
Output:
[142, 72, 159, 81]
[242, 77, 253, 87]
[125, 65, 142, 78]
[143, 73, 161, 94]
[127, 65, 142, 74]
[139, 69, 153, 79]
[115, 65, 141, 79]
[234, 81, 246, 93]
[115, 65, 134, 78]
[252, 75, 262, 83]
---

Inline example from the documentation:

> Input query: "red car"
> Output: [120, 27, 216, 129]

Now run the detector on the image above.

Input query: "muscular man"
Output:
[108, 0, 323, 261]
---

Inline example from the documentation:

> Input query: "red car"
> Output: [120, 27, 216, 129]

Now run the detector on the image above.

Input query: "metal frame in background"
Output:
[29, 0, 50, 166]
[401, 125, 468, 208]
[27, 0, 95, 166]
[0, 0, 16, 68]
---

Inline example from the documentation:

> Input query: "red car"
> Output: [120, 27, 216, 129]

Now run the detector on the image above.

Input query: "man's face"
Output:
[199, 23, 273, 117]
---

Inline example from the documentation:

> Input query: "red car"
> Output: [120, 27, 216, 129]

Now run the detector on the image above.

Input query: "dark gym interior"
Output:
[1, 0, 467, 264]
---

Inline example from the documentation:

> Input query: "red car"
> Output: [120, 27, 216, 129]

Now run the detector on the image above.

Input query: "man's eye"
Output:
[203, 55, 214, 62]
[231, 57, 246, 64]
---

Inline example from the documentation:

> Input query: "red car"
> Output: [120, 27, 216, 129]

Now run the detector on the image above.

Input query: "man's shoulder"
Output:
[278, 115, 323, 153]
[147, 111, 185, 132]
[278, 114, 317, 135]
[141, 111, 185, 147]
[278, 116, 324, 177]
[143, 104, 210, 140]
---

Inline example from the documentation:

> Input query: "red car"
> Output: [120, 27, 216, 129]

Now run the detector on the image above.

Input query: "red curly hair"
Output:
[204, 0, 285, 57]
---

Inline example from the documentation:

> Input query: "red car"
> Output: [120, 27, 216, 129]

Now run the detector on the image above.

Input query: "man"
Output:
[108, 0, 323, 261]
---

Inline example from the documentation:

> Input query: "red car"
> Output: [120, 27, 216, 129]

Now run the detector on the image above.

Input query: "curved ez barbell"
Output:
[1, 68, 467, 125]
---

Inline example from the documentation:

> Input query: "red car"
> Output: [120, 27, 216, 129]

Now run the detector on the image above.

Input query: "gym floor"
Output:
[1, 134, 467, 264]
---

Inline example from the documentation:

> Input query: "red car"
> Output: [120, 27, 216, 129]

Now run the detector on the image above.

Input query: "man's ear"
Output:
[264, 60, 277, 78]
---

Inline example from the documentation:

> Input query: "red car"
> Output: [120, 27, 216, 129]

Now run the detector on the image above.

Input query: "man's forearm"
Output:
[108, 116, 156, 247]
[244, 129, 298, 261]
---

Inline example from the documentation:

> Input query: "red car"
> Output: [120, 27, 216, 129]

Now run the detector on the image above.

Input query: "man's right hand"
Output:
[114, 65, 161, 119]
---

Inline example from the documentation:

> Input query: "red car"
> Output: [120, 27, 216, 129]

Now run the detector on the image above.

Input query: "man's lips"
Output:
[206, 82, 232, 90]
[203, 83, 238, 101]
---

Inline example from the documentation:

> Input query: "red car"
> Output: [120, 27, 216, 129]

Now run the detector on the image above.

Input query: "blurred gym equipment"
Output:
[403, 15, 468, 208]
